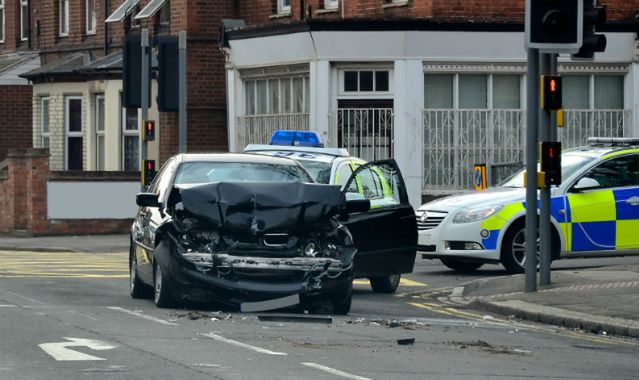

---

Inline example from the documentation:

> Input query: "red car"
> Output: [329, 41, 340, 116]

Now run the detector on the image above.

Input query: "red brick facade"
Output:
[0, 85, 32, 162]
[0, 149, 134, 236]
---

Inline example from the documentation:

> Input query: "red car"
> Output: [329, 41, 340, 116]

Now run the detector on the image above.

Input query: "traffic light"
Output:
[142, 120, 155, 141]
[142, 160, 156, 187]
[572, 0, 607, 59]
[541, 75, 562, 111]
[526, 0, 581, 53]
[122, 33, 151, 108]
[541, 142, 562, 185]
[157, 37, 179, 112]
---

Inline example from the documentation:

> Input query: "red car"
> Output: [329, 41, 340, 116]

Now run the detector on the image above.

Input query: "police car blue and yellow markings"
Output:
[0, 251, 128, 278]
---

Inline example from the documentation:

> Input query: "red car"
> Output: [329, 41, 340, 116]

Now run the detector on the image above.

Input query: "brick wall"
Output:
[0, 149, 133, 236]
[0, 85, 32, 161]
[239, 0, 639, 24]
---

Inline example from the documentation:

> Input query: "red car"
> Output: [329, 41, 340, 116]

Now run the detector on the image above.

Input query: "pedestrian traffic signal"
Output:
[572, 0, 607, 59]
[541, 75, 562, 111]
[526, 0, 581, 53]
[143, 119, 155, 141]
[142, 159, 156, 186]
[541, 142, 562, 185]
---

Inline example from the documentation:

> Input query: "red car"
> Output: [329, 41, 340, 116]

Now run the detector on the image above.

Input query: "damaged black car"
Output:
[130, 153, 416, 314]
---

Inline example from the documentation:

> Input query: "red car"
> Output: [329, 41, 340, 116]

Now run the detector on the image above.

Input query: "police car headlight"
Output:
[453, 205, 503, 224]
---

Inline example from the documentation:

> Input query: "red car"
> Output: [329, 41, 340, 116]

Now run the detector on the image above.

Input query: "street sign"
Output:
[473, 164, 488, 191]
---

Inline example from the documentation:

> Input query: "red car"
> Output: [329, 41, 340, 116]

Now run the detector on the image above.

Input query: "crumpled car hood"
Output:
[168, 181, 345, 235]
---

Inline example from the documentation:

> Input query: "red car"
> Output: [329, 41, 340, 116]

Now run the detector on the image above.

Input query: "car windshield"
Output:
[174, 162, 313, 184]
[295, 159, 332, 184]
[500, 153, 597, 188]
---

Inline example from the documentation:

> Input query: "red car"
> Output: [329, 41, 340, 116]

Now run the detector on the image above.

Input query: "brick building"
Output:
[222, 0, 639, 207]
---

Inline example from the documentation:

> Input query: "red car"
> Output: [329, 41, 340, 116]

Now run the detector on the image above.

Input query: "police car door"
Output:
[341, 160, 417, 277]
[568, 153, 639, 252]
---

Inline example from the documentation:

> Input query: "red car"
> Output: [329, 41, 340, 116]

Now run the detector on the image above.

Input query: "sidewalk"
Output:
[459, 264, 639, 338]
[0, 234, 129, 253]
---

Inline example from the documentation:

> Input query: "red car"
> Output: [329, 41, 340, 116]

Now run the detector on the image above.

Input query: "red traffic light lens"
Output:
[550, 79, 556, 92]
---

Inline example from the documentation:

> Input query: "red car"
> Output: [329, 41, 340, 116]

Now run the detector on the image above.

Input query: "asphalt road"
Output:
[1, 250, 638, 379]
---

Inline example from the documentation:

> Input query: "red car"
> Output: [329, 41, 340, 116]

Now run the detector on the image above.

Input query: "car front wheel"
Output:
[369, 274, 401, 293]
[129, 239, 151, 299]
[153, 260, 174, 308]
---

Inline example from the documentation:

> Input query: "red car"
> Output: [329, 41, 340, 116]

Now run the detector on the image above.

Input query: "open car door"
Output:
[341, 159, 417, 278]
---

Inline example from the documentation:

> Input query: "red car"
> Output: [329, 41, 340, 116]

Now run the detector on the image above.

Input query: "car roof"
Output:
[174, 153, 301, 166]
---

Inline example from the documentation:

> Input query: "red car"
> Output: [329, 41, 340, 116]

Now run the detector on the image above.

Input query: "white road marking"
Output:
[200, 332, 287, 356]
[106, 306, 179, 326]
[0, 289, 46, 305]
[301, 362, 372, 380]
[39, 337, 117, 361]
[0, 304, 17, 308]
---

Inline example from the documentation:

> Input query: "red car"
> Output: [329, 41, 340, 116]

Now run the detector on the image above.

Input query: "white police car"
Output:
[417, 137, 639, 274]
[245, 131, 417, 293]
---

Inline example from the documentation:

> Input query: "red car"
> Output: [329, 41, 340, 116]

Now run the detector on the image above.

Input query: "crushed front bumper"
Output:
[155, 246, 353, 308]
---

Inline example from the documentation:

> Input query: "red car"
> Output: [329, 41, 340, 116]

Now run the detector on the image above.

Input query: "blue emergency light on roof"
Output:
[269, 130, 325, 148]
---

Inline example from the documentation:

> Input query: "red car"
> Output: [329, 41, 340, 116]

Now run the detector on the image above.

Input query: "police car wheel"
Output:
[440, 258, 483, 273]
[369, 274, 401, 293]
[501, 221, 539, 274]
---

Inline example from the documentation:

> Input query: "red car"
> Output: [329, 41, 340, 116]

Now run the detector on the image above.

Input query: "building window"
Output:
[59, 0, 69, 36]
[0, 0, 5, 43]
[65, 96, 83, 170]
[86, 0, 96, 34]
[342, 70, 391, 93]
[324, 0, 338, 9]
[95, 94, 105, 170]
[563, 75, 624, 110]
[122, 105, 139, 171]
[424, 73, 521, 109]
[20, 0, 28, 41]
[159, 0, 169, 24]
[278, 0, 291, 14]
[244, 75, 310, 115]
[41, 97, 50, 148]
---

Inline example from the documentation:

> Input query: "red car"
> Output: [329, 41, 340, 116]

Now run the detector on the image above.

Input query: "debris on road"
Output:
[397, 338, 415, 345]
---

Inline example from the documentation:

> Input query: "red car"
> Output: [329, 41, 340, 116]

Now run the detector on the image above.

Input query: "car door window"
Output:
[336, 162, 357, 192]
[153, 159, 178, 203]
[344, 160, 405, 209]
[578, 155, 639, 189]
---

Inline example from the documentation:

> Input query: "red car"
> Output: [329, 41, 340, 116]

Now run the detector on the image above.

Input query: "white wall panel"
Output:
[47, 181, 140, 219]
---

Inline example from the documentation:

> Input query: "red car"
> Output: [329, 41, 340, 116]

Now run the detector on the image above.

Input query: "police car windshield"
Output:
[295, 159, 332, 184]
[500, 153, 597, 188]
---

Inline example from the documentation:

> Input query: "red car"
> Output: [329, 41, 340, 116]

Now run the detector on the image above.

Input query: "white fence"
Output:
[237, 113, 310, 147]
[423, 109, 630, 191]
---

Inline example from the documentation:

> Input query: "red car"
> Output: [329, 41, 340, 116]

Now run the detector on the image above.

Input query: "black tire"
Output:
[153, 260, 174, 308]
[129, 239, 151, 299]
[501, 220, 528, 274]
[440, 258, 484, 273]
[369, 274, 401, 293]
[332, 285, 353, 315]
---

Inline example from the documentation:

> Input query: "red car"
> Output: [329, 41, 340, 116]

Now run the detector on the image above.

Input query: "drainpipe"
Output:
[341, 0, 345, 18]
[27, 0, 31, 49]
[104, 0, 109, 55]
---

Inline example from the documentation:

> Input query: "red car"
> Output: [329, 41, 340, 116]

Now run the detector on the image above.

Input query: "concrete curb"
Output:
[471, 298, 639, 338]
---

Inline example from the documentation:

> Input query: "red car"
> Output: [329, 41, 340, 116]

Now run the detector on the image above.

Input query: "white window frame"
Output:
[121, 103, 140, 171]
[95, 94, 105, 170]
[65, 96, 84, 170]
[243, 75, 310, 115]
[324, 0, 339, 9]
[0, 0, 5, 43]
[20, 0, 28, 41]
[41, 97, 50, 148]
[59, 0, 69, 36]
[86, 0, 96, 34]
[278, 0, 291, 14]
[338, 68, 394, 98]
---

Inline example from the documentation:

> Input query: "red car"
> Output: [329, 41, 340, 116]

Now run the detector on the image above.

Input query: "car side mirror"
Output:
[346, 199, 371, 214]
[136, 192, 161, 208]
[572, 177, 600, 192]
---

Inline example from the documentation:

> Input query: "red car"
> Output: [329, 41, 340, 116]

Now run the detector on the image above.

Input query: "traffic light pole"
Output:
[141, 29, 150, 189]
[525, 47, 540, 292]
[539, 53, 552, 286]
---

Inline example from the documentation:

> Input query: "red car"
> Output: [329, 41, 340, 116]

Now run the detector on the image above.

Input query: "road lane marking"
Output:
[0, 304, 17, 308]
[39, 337, 116, 361]
[106, 306, 179, 326]
[353, 278, 427, 287]
[200, 333, 287, 356]
[0, 288, 46, 305]
[301, 363, 372, 380]
[0, 251, 127, 278]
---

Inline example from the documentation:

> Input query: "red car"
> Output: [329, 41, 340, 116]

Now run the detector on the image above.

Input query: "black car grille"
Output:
[417, 211, 447, 231]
